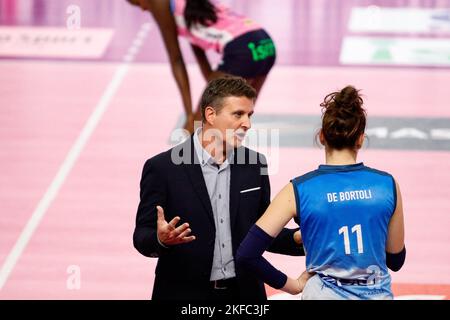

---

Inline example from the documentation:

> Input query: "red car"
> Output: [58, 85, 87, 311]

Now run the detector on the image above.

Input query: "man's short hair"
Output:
[200, 76, 256, 122]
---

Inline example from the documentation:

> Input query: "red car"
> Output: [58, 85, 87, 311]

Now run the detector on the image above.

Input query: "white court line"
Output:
[0, 22, 152, 290]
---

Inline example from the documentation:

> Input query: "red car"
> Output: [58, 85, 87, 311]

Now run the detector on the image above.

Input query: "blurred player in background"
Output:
[126, 0, 276, 133]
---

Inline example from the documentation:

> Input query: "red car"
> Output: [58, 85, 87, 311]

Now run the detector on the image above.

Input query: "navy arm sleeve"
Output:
[386, 246, 406, 272]
[236, 225, 288, 289]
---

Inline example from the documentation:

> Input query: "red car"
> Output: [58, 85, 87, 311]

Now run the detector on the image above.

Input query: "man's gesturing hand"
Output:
[156, 206, 196, 246]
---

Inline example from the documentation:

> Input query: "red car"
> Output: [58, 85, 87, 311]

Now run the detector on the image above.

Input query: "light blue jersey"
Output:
[292, 163, 396, 300]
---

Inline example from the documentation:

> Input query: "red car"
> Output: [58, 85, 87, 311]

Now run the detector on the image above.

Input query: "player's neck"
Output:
[325, 148, 358, 166]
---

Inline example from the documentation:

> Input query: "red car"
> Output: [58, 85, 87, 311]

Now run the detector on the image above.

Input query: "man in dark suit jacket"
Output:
[134, 76, 304, 301]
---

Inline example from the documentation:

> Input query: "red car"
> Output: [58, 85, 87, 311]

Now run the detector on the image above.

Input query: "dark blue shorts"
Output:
[217, 29, 276, 79]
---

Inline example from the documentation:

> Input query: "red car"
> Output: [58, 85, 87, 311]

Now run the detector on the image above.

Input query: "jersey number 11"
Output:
[338, 224, 364, 254]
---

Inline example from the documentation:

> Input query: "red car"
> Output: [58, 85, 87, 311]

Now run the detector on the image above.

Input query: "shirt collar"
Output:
[318, 162, 365, 172]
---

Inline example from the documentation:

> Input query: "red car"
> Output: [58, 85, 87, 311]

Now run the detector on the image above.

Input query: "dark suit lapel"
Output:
[230, 156, 244, 230]
[182, 137, 215, 227]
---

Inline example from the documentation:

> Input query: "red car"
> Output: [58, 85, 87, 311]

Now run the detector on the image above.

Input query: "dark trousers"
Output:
[208, 278, 239, 301]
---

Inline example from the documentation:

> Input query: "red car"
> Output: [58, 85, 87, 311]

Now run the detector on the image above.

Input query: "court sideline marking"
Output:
[0, 22, 153, 290]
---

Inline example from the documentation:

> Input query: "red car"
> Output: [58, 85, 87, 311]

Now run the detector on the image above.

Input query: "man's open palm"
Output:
[156, 206, 196, 246]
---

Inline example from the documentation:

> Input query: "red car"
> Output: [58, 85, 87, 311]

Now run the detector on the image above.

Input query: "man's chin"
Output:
[225, 138, 242, 149]
[233, 137, 244, 148]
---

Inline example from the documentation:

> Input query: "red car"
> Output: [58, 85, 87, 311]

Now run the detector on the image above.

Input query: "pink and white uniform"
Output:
[170, 0, 262, 53]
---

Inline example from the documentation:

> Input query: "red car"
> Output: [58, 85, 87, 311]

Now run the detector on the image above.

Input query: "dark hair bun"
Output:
[334, 86, 363, 112]
[319, 85, 367, 150]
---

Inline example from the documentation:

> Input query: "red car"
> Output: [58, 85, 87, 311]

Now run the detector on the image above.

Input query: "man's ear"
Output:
[204, 106, 216, 125]
[319, 129, 326, 146]
[356, 133, 365, 149]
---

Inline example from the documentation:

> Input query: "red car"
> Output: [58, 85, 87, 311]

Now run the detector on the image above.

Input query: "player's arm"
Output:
[149, 0, 193, 116]
[256, 183, 297, 238]
[386, 179, 406, 271]
[236, 183, 312, 295]
[190, 44, 212, 81]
